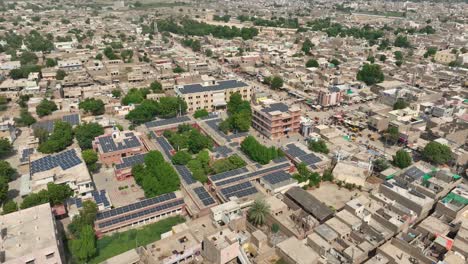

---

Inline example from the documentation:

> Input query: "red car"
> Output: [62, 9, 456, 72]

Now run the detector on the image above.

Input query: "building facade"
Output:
[252, 102, 301, 139]
[175, 79, 251, 113]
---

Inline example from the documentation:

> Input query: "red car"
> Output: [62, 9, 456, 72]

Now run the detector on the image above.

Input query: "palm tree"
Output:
[248, 199, 271, 226]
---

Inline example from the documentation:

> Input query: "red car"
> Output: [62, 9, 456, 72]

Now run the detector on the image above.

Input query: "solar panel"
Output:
[262, 171, 292, 185]
[98, 135, 142, 153]
[175, 165, 196, 185]
[299, 153, 322, 166]
[155, 137, 174, 158]
[115, 153, 147, 170]
[96, 192, 177, 221]
[219, 181, 258, 200]
[145, 116, 191, 128]
[98, 199, 184, 229]
[30, 149, 83, 174]
[210, 167, 249, 182]
[284, 143, 307, 158]
[404, 166, 425, 181]
[193, 186, 216, 207]
[215, 162, 290, 187]
[62, 113, 80, 126]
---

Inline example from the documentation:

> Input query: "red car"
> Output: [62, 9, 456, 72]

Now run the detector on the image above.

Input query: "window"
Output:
[46, 252, 55, 259]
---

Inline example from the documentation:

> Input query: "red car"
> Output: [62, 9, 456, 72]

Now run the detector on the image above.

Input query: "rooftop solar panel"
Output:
[299, 153, 322, 165]
[97, 199, 184, 229]
[215, 162, 290, 187]
[209, 167, 249, 182]
[115, 153, 147, 170]
[96, 192, 177, 221]
[98, 135, 142, 153]
[175, 165, 196, 185]
[145, 116, 191, 128]
[193, 186, 216, 207]
[219, 181, 258, 200]
[30, 149, 83, 174]
[262, 171, 293, 185]
[284, 143, 308, 158]
[155, 137, 174, 158]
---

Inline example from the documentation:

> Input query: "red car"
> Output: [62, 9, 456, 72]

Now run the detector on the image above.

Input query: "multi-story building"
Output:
[201, 229, 241, 264]
[317, 86, 346, 107]
[0, 203, 64, 264]
[252, 101, 301, 139]
[174, 77, 251, 113]
[93, 129, 148, 166]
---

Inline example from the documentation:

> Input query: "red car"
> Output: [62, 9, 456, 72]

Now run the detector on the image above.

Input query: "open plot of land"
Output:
[308, 182, 366, 210]
[93, 166, 145, 207]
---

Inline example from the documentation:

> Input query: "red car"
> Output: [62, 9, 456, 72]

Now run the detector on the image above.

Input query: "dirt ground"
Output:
[308, 181, 366, 210]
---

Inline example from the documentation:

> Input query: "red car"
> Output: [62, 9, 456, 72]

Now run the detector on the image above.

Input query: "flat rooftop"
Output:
[177, 79, 248, 94]
[0, 203, 59, 262]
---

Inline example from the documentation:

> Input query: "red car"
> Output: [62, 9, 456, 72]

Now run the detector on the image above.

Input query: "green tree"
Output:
[270, 76, 284, 90]
[121, 88, 150, 105]
[45, 58, 57, 67]
[379, 55, 387, 62]
[356, 63, 384, 85]
[36, 99, 58, 117]
[394, 51, 404, 61]
[373, 158, 390, 172]
[305, 59, 319, 68]
[241, 136, 283, 165]
[79, 98, 105, 115]
[394, 35, 411, 48]
[111, 89, 122, 98]
[248, 199, 270, 226]
[272, 223, 280, 234]
[0, 161, 16, 181]
[171, 150, 192, 165]
[308, 139, 329, 154]
[47, 182, 73, 205]
[0, 177, 8, 205]
[95, 53, 103, 60]
[205, 49, 213, 57]
[393, 99, 409, 110]
[173, 65, 185, 73]
[150, 81, 163, 93]
[330, 58, 340, 66]
[132, 151, 180, 197]
[56, 69, 67, 80]
[322, 169, 334, 182]
[70, 225, 96, 262]
[38, 121, 74, 153]
[385, 126, 399, 144]
[422, 141, 452, 165]
[20, 189, 49, 209]
[188, 130, 213, 153]
[68, 200, 98, 237]
[301, 38, 314, 54]
[2, 200, 18, 214]
[82, 149, 98, 171]
[0, 138, 13, 158]
[367, 56, 375, 63]
[193, 109, 209, 119]
[74, 123, 104, 149]
[393, 149, 412, 169]
[19, 51, 38, 65]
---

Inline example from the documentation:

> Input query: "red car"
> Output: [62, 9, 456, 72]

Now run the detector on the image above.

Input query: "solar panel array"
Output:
[212, 146, 233, 158]
[20, 148, 34, 163]
[204, 119, 248, 141]
[97, 199, 184, 229]
[404, 166, 425, 181]
[175, 165, 196, 185]
[92, 190, 110, 207]
[284, 143, 308, 158]
[219, 181, 258, 200]
[98, 135, 141, 153]
[262, 171, 293, 185]
[209, 167, 249, 182]
[145, 116, 191, 128]
[30, 149, 82, 174]
[298, 153, 322, 166]
[33, 114, 81, 132]
[115, 153, 147, 170]
[62, 113, 80, 126]
[193, 186, 216, 207]
[96, 192, 177, 221]
[155, 137, 174, 158]
[215, 162, 290, 187]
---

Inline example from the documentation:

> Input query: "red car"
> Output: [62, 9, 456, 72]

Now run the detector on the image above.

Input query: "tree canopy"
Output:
[356, 63, 384, 85]
[125, 97, 187, 125]
[393, 99, 409, 110]
[79, 98, 105, 115]
[306, 59, 319, 68]
[241, 136, 283, 165]
[74, 123, 104, 149]
[422, 141, 452, 165]
[132, 150, 180, 197]
[248, 199, 270, 226]
[20, 182, 73, 209]
[38, 121, 74, 153]
[393, 149, 412, 169]
[0, 138, 13, 158]
[36, 99, 58, 117]
[308, 139, 329, 154]
[219, 92, 252, 134]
